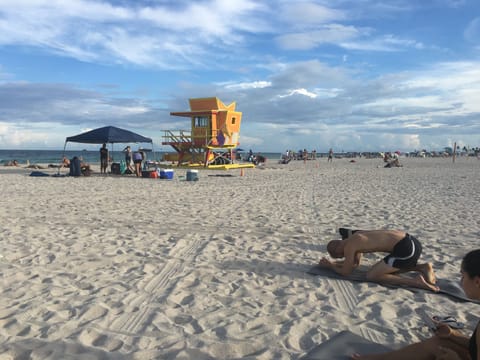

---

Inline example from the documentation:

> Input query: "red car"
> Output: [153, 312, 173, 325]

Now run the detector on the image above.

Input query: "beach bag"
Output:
[69, 157, 81, 177]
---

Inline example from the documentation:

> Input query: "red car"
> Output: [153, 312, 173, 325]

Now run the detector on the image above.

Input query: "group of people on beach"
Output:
[318, 228, 479, 359]
[101, 143, 145, 176]
[58, 144, 144, 177]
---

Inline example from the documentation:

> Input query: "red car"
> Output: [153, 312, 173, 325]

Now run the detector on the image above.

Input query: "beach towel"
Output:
[307, 265, 479, 303]
[299, 330, 391, 359]
[29, 171, 50, 177]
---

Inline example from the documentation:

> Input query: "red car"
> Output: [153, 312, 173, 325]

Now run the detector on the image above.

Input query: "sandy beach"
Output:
[0, 157, 479, 359]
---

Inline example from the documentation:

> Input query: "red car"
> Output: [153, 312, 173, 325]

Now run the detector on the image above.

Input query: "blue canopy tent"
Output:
[63, 125, 154, 166]
[65, 125, 153, 145]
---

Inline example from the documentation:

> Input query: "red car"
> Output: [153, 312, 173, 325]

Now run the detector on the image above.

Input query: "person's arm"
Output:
[320, 244, 357, 276]
[435, 323, 470, 348]
[433, 346, 463, 360]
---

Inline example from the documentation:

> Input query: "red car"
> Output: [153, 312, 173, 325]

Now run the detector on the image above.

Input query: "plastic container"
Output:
[159, 169, 174, 180]
[186, 169, 199, 181]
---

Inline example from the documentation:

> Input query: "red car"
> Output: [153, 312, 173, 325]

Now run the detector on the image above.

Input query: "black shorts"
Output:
[383, 234, 422, 269]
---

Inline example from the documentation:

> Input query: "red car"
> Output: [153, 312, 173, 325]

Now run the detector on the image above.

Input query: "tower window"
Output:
[194, 116, 209, 127]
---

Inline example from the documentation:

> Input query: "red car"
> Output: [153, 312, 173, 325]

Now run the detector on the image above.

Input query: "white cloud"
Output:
[341, 34, 424, 51]
[277, 24, 362, 50]
[0, 0, 269, 68]
[225, 81, 271, 90]
[280, 2, 345, 25]
[0, 121, 60, 147]
[278, 88, 318, 98]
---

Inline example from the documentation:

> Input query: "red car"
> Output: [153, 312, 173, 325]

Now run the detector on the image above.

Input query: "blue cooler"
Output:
[160, 169, 174, 180]
[186, 169, 199, 181]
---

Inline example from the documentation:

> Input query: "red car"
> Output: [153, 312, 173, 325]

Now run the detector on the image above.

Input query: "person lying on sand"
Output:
[25, 164, 46, 169]
[4, 160, 19, 166]
[351, 249, 480, 360]
[319, 229, 439, 291]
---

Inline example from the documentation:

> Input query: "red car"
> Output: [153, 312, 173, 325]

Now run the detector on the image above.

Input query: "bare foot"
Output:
[416, 274, 440, 292]
[419, 263, 436, 284]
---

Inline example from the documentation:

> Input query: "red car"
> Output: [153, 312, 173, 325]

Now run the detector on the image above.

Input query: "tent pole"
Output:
[59, 141, 67, 175]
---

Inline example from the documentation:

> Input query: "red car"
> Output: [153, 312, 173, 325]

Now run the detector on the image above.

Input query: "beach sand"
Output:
[0, 157, 478, 359]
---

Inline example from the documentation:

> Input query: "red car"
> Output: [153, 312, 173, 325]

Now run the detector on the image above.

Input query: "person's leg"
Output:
[396, 263, 436, 285]
[366, 260, 439, 291]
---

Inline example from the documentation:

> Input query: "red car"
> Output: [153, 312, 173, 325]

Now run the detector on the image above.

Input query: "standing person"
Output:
[328, 148, 334, 162]
[319, 229, 438, 291]
[132, 148, 144, 177]
[352, 249, 480, 360]
[123, 146, 134, 173]
[100, 143, 109, 174]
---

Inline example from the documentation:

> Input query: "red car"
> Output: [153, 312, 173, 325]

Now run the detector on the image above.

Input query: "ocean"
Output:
[0, 149, 284, 165]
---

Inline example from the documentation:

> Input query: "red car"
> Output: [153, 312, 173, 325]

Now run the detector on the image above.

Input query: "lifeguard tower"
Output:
[162, 97, 254, 169]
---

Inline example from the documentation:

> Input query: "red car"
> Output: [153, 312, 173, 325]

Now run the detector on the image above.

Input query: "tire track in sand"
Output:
[109, 188, 263, 336]
[109, 234, 205, 336]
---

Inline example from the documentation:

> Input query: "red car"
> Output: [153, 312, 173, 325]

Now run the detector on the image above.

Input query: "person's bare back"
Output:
[343, 230, 406, 255]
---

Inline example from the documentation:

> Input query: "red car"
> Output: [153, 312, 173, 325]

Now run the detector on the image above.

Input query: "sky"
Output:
[0, 0, 479, 153]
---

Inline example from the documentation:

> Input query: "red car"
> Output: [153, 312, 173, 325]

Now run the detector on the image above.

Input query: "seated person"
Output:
[80, 159, 92, 176]
[384, 158, 402, 168]
[352, 249, 480, 360]
[254, 154, 266, 165]
[62, 157, 70, 168]
[69, 157, 91, 176]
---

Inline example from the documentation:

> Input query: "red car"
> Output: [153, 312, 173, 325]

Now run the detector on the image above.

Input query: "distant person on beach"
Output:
[132, 149, 144, 177]
[351, 249, 480, 360]
[100, 143, 109, 174]
[384, 158, 403, 168]
[254, 154, 266, 165]
[80, 158, 92, 176]
[62, 157, 70, 168]
[328, 148, 333, 162]
[4, 159, 19, 166]
[319, 229, 439, 291]
[24, 159, 46, 169]
[123, 146, 135, 173]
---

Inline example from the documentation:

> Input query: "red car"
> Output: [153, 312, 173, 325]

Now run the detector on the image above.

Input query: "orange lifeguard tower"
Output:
[162, 97, 254, 169]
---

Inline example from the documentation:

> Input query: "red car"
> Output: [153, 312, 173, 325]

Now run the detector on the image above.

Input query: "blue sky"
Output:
[1, 0, 479, 152]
